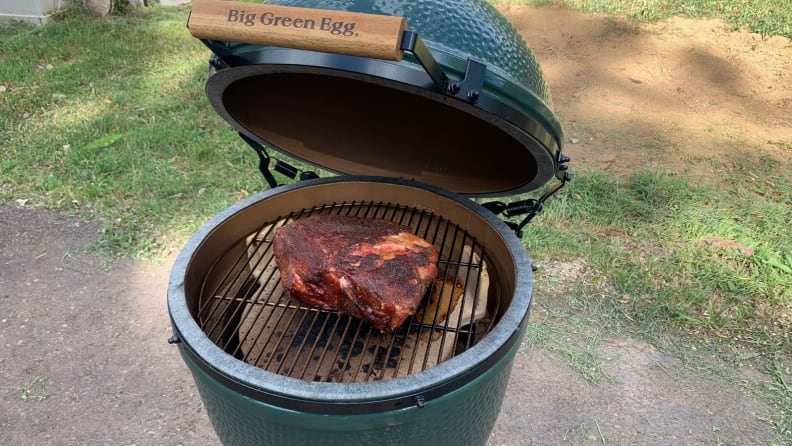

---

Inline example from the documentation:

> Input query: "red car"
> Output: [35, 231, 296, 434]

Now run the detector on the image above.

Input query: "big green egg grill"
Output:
[167, 1, 570, 445]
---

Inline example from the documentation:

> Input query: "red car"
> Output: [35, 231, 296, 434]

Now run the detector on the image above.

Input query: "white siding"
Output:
[0, 0, 71, 25]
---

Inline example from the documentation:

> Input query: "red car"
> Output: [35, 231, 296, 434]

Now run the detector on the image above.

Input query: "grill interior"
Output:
[195, 201, 500, 383]
[219, 72, 540, 195]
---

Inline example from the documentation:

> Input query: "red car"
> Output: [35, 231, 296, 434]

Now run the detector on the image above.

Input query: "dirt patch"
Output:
[499, 5, 792, 181]
[0, 205, 217, 445]
[491, 339, 774, 445]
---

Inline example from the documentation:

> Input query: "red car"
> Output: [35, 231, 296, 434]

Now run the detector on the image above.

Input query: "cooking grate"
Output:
[196, 201, 497, 383]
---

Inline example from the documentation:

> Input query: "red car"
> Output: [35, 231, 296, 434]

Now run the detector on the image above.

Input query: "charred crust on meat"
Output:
[272, 215, 439, 331]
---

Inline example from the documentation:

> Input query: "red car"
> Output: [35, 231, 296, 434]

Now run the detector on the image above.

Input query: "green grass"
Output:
[19, 376, 49, 402]
[519, 170, 792, 439]
[521, 171, 792, 351]
[491, 0, 792, 37]
[1, 6, 265, 257]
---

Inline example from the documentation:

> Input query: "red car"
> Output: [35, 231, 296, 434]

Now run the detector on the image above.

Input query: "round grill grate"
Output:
[196, 200, 499, 383]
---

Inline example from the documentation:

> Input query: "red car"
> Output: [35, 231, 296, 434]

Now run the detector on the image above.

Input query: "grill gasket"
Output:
[195, 201, 497, 383]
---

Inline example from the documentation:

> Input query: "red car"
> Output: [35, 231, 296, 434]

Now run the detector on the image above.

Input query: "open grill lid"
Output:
[188, 0, 570, 206]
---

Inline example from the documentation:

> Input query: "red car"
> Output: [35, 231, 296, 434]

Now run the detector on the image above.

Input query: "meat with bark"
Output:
[272, 214, 438, 331]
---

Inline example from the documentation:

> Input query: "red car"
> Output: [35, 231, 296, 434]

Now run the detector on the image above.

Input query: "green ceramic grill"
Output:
[168, 1, 569, 444]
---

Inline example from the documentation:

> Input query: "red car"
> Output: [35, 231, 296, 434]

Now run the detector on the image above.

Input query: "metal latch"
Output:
[484, 153, 571, 238]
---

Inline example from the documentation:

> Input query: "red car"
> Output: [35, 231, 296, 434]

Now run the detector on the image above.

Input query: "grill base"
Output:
[180, 336, 520, 446]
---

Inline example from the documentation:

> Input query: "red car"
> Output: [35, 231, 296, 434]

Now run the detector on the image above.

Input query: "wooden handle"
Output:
[188, 0, 407, 61]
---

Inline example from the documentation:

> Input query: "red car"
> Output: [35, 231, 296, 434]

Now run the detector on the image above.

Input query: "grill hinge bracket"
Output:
[199, 39, 231, 69]
[400, 31, 448, 92]
[400, 31, 485, 102]
[484, 152, 571, 237]
[445, 58, 486, 103]
[237, 132, 319, 188]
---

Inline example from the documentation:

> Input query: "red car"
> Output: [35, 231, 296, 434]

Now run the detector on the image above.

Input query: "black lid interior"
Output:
[208, 63, 559, 197]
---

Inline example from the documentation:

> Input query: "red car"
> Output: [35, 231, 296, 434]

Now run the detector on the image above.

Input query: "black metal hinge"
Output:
[400, 31, 485, 103]
[484, 153, 571, 238]
[237, 132, 318, 189]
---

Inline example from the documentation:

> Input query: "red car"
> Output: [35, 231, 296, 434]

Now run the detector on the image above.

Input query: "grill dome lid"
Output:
[190, 0, 566, 197]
